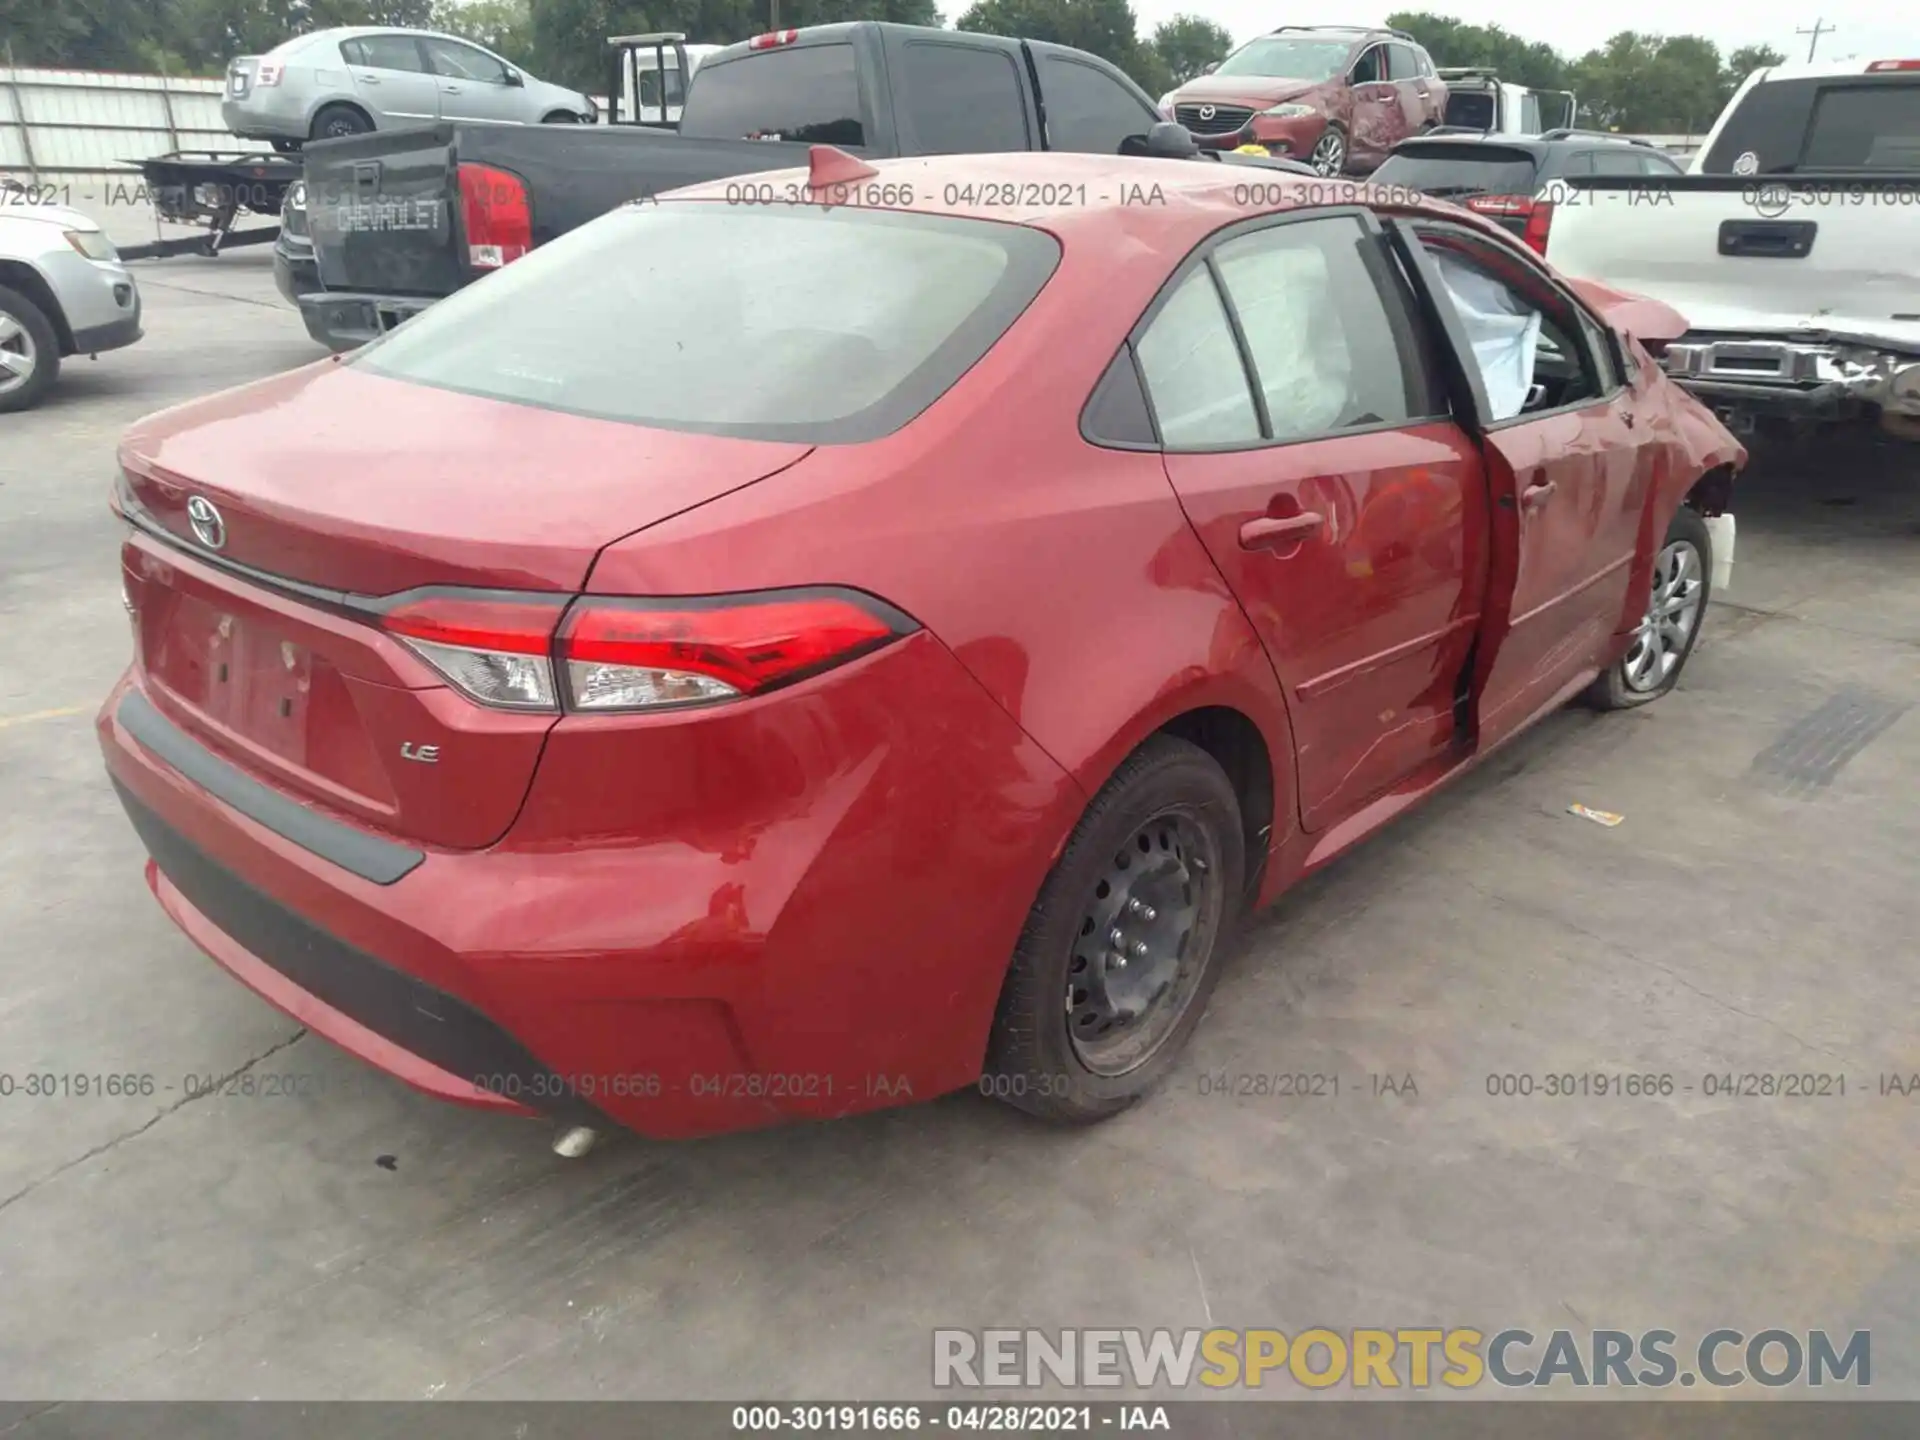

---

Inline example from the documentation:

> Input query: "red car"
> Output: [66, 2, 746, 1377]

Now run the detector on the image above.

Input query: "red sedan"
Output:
[99, 148, 1745, 1141]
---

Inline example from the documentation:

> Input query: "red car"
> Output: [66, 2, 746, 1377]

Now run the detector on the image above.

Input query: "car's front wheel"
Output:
[1586, 505, 1712, 710]
[1309, 124, 1348, 176]
[985, 735, 1245, 1124]
[0, 284, 59, 413]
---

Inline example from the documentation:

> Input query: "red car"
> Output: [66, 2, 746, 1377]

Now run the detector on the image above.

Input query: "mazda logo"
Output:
[186, 495, 226, 551]
[1198, 104, 1216, 120]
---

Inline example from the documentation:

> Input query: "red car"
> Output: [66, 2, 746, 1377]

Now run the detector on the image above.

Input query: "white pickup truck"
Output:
[1433, 68, 1575, 137]
[1541, 58, 1920, 441]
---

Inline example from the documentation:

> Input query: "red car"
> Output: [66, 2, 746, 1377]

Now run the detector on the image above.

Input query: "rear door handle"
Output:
[356, 73, 381, 83]
[441, 83, 463, 93]
[1240, 512, 1325, 550]
[1521, 479, 1557, 511]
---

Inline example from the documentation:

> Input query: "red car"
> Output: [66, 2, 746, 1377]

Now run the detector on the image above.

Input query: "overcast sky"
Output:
[1134, 0, 1919, 64]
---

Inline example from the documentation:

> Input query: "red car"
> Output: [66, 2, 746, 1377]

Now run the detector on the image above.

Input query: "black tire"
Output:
[985, 735, 1246, 1124]
[541, 110, 582, 124]
[0, 284, 60, 414]
[1585, 505, 1712, 710]
[270, 138, 302, 154]
[309, 104, 373, 141]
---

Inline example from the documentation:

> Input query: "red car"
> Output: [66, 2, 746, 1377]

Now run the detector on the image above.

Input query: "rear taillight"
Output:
[378, 587, 914, 714]
[255, 61, 284, 86]
[1866, 59, 1920, 72]
[382, 591, 567, 711]
[1521, 200, 1554, 255]
[458, 162, 532, 270]
[748, 29, 801, 48]
[1465, 194, 1553, 254]
[559, 591, 911, 711]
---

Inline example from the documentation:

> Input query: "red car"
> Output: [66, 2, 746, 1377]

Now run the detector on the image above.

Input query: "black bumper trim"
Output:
[113, 779, 601, 1125]
[117, 688, 424, 885]
[70, 312, 143, 354]
[297, 291, 437, 353]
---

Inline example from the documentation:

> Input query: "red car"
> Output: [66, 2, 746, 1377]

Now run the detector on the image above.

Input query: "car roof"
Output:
[664, 148, 1501, 249]
[1390, 132, 1664, 159]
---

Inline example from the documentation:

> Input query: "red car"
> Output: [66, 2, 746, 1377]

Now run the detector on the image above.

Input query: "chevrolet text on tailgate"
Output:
[101, 150, 1746, 1149]
[1542, 58, 1920, 443]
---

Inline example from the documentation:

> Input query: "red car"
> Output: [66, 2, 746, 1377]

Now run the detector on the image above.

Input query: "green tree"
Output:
[432, 0, 536, 61]
[1569, 31, 1728, 132]
[955, 0, 1161, 91]
[1722, 43, 1785, 101]
[525, 0, 936, 92]
[1150, 13, 1230, 86]
[1385, 12, 1568, 91]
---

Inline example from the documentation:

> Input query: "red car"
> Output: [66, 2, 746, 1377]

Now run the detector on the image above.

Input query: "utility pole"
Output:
[1796, 18, 1834, 62]
[770, 0, 780, 29]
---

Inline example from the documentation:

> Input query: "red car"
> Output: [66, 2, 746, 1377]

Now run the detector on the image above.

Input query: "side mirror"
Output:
[1141, 121, 1200, 158]
[503, 68, 524, 87]
[1203, 61, 1219, 74]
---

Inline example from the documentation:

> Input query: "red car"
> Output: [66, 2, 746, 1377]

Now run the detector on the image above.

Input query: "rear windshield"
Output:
[351, 203, 1061, 443]
[680, 43, 864, 145]
[1702, 75, 1920, 172]
[1371, 144, 1539, 197]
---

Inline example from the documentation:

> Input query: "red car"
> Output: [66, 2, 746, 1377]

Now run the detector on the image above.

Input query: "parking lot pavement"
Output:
[1, 263, 1915, 1401]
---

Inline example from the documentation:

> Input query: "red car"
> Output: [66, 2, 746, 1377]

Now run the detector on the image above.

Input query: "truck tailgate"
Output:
[305, 126, 464, 297]
[1544, 176, 1920, 348]
[303, 123, 820, 301]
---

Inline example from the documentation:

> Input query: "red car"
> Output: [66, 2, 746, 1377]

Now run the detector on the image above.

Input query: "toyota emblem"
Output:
[186, 494, 227, 551]
[1198, 104, 1217, 120]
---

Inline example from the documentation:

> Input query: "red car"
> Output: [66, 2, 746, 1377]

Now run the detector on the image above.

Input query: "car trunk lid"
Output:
[117, 362, 813, 851]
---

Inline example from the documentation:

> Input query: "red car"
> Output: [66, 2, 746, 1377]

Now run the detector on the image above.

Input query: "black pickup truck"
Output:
[299, 21, 1309, 350]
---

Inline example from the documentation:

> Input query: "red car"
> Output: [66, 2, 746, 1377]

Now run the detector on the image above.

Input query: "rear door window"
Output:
[1134, 268, 1262, 448]
[898, 42, 1030, 152]
[1386, 45, 1421, 82]
[1587, 149, 1645, 175]
[1038, 54, 1159, 153]
[348, 35, 427, 72]
[351, 205, 1060, 444]
[679, 43, 866, 146]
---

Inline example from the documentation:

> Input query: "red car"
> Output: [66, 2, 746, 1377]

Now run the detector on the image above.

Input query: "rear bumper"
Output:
[97, 633, 1080, 1139]
[1664, 336, 1920, 419]
[297, 290, 436, 352]
[273, 237, 320, 308]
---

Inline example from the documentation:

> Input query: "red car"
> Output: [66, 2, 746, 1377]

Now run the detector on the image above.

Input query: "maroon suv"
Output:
[1162, 25, 1447, 175]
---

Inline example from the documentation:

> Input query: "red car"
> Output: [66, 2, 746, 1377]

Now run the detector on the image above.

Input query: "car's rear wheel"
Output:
[1586, 505, 1712, 710]
[985, 736, 1245, 1124]
[0, 285, 59, 414]
[541, 110, 582, 123]
[1309, 125, 1348, 176]
[310, 104, 373, 141]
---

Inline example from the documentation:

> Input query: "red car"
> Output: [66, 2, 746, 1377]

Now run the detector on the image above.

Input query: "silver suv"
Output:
[223, 27, 596, 148]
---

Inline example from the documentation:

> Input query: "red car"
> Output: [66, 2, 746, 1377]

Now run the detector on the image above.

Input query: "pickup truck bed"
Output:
[299, 20, 1312, 350]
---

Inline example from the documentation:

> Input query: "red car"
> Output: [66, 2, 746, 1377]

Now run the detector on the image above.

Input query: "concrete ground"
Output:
[0, 252, 1916, 1402]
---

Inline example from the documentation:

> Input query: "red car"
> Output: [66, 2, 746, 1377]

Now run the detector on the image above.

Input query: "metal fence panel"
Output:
[0, 67, 272, 181]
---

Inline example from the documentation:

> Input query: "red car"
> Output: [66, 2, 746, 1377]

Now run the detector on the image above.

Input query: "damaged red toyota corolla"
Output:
[98, 149, 1745, 1141]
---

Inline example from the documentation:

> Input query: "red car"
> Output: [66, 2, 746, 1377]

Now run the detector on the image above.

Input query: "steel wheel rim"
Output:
[0, 312, 36, 395]
[1622, 538, 1703, 692]
[1311, 131, 1344, 175]
[1066, 808, 1223, 1077]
